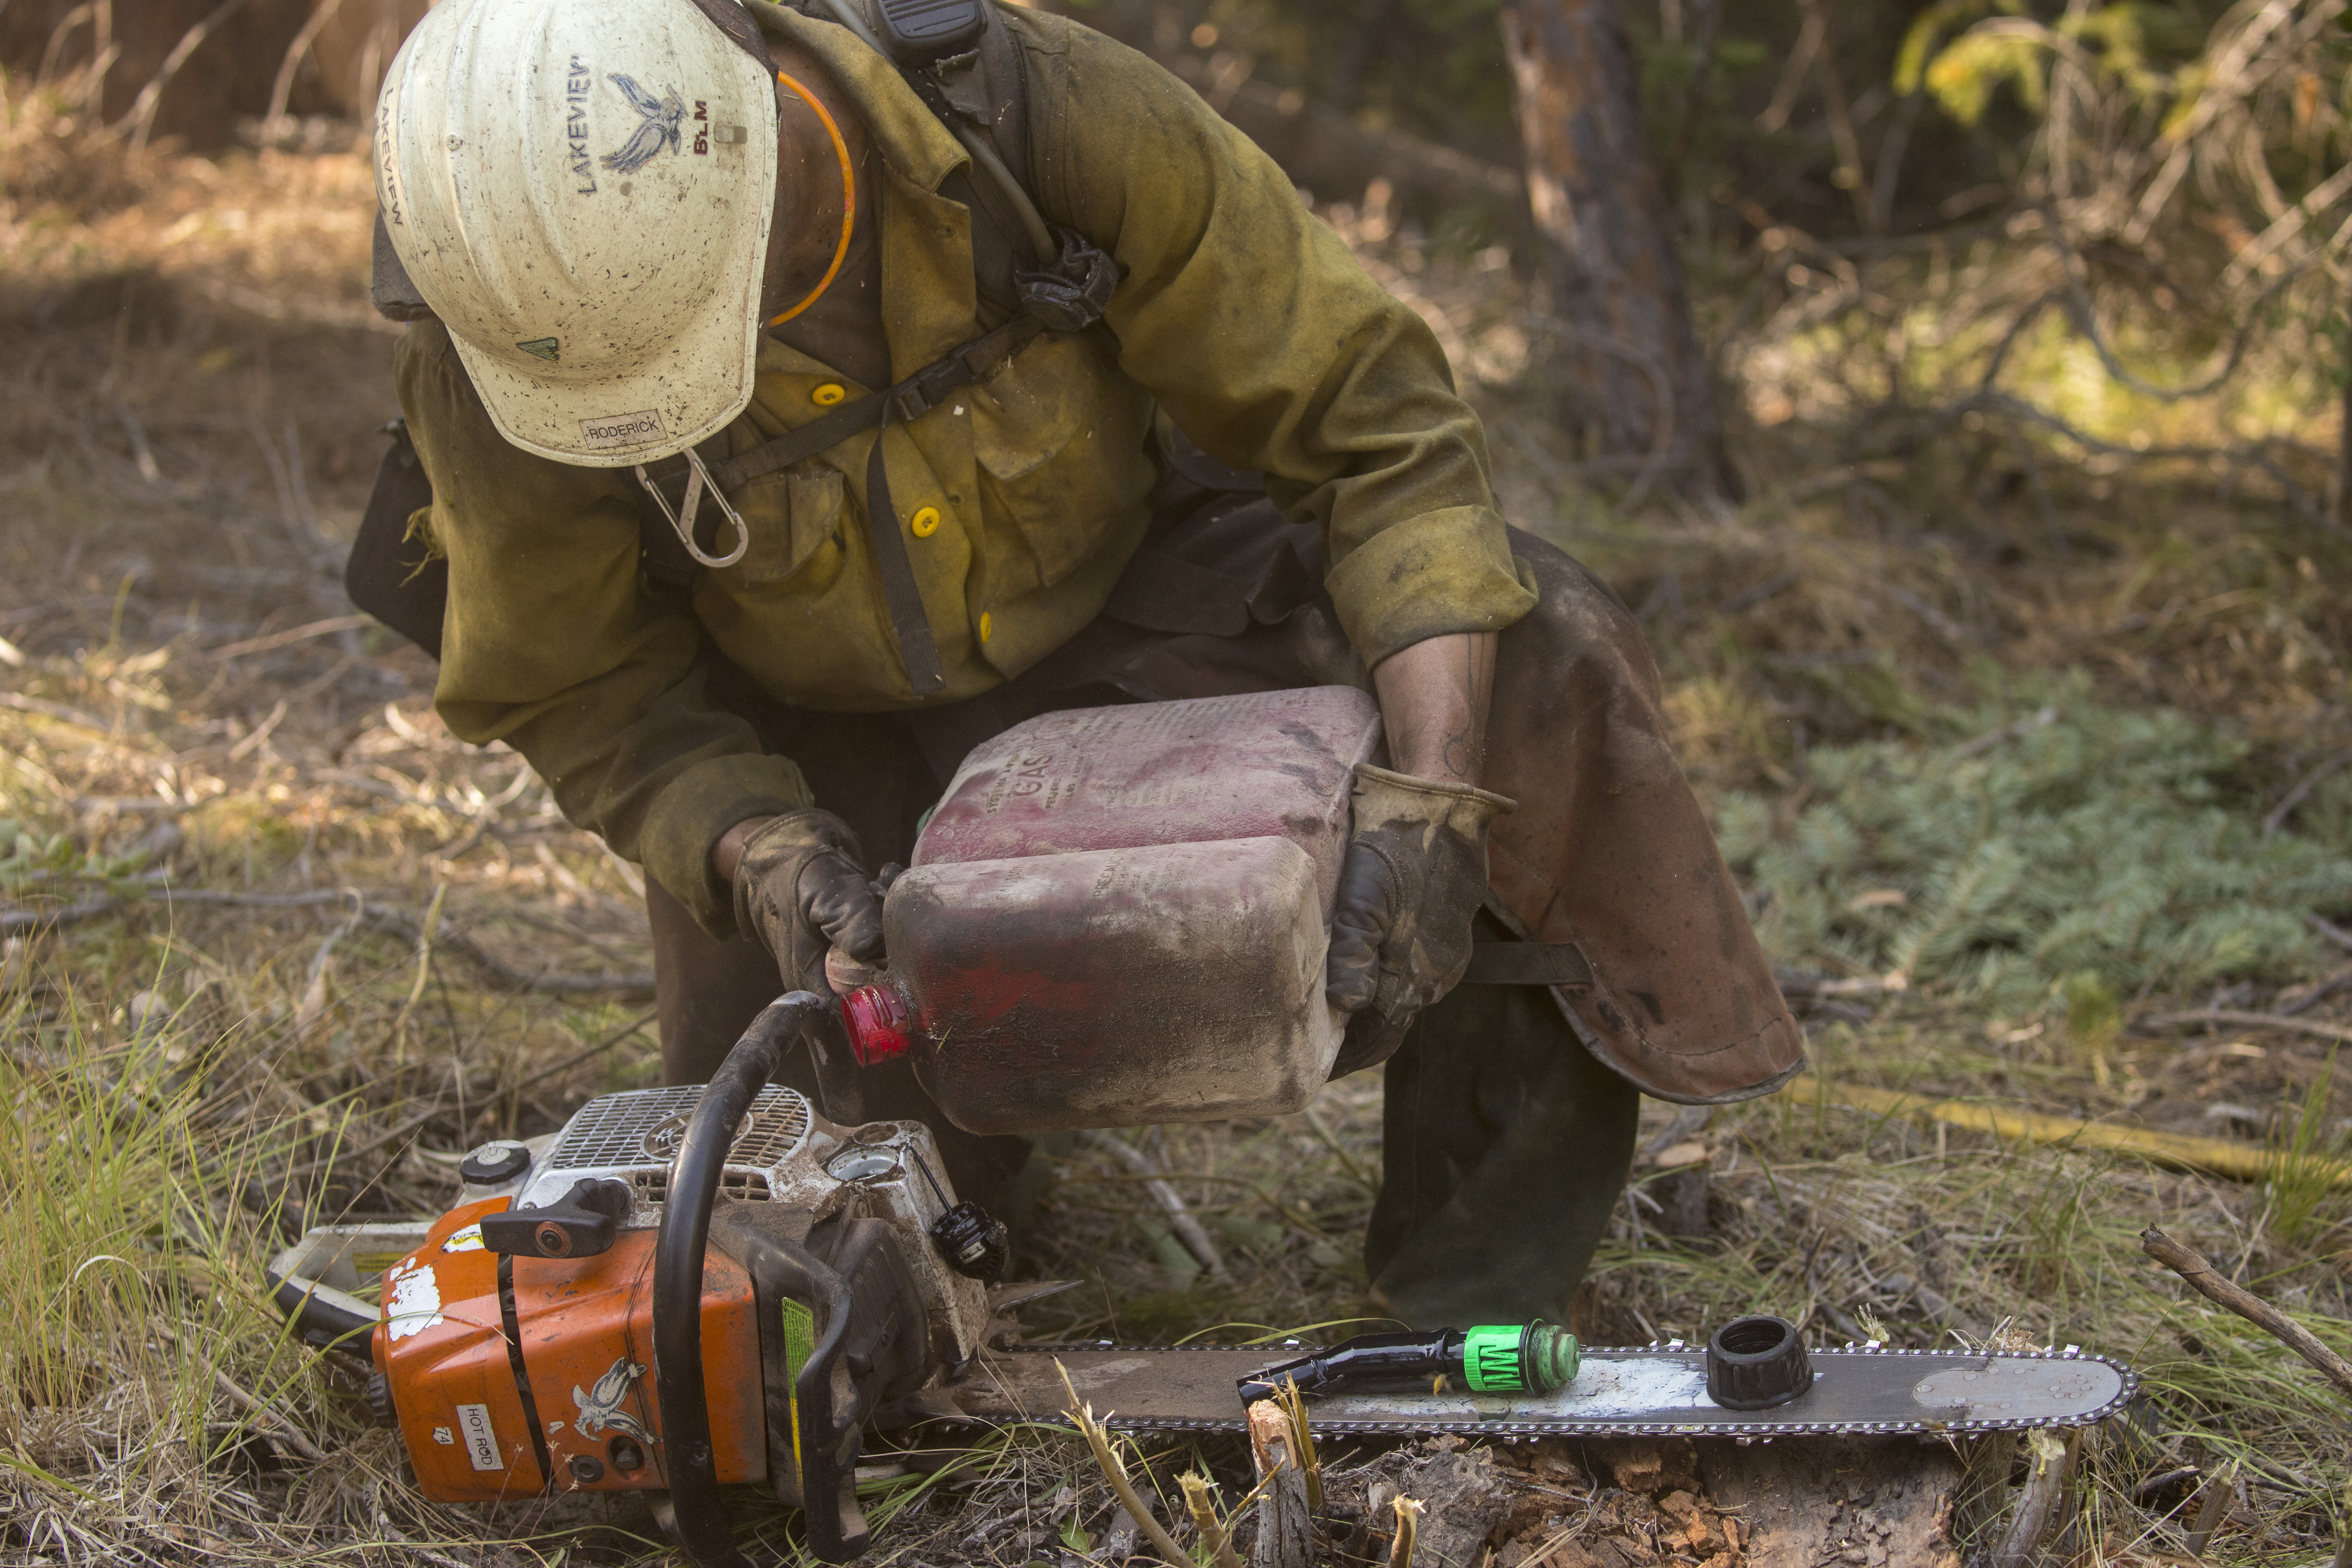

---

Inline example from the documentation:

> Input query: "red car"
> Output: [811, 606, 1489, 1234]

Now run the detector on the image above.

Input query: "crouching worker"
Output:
[362, 0, 1801, 1331]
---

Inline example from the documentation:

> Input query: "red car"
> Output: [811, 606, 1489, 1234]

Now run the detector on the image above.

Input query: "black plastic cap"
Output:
[1706, 1315, 1815, 1410]
[458, 1141, 531, 1185]
[929, 1201, 1008, 1281]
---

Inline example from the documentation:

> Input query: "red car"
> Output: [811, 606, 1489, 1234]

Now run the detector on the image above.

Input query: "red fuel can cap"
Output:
[841, 983, 913, 1066]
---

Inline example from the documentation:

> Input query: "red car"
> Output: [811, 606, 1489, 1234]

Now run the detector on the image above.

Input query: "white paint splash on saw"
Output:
[384, 1257, 445, 1342]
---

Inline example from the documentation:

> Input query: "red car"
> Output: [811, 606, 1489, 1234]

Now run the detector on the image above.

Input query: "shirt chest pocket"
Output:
[722, 465, 847, 588]
[968, 337, 1138, 588]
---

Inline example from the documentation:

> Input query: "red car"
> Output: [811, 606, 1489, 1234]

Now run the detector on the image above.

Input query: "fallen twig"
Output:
[2141, 1227, 2352, 1401]
[2277, 970, 2352, 1018]
[210, 1367, 324, 1462]
[2312, 912, 2352, 954]
[284, 1102, 444, 1182]
[1949, 704, 2059, 761]
[1055, 1361, 1194, 1568]
[0, 691, 112, 733]
[1780, 1076, 2352, 1188]
[2264, 747, 2352, 837]
[1081, 1130, 1232, 1282]
[208, 614, 371, 661]
[2147, 1008, 2352, 1047]
[0, 885, 654, 993]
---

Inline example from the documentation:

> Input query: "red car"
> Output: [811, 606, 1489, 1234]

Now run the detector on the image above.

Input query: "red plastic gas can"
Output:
[841, 688, 1383, 1133]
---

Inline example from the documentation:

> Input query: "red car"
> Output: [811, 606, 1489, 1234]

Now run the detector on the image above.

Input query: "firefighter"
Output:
[371, 0, 1799, 1329]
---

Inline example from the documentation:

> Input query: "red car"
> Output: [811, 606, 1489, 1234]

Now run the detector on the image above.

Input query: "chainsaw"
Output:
[270, 994, 2138, 1568]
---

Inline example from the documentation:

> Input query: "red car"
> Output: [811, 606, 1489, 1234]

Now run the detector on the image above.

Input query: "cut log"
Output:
[1247, 1400, 1315, 1568]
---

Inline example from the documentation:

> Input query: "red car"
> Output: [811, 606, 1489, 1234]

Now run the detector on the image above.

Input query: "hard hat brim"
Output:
[447, 297, 764, 469]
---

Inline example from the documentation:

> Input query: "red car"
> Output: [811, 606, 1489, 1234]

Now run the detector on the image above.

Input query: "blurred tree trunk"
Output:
[1500, 0, 1737, 505]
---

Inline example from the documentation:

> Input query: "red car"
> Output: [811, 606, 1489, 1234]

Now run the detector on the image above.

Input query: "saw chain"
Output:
[958, 1342, 2137, 1439]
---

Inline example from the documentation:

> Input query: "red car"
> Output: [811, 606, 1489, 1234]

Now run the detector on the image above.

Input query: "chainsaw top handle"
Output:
[654, 990, 845, 1568]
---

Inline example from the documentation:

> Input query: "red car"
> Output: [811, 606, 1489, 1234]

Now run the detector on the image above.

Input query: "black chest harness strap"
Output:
[640, 0, 1117, 697]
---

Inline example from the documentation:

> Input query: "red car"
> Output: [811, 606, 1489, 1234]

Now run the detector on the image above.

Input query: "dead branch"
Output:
[1081, 1130, 1232, 1282]
[2146, 1008, 2352, 1047]
[2265, 747, 2352, 836]
[1782, 1076, 2352, 1188]
[0, 886, 653, 994]
[267, 0, 351, 130]
[210, 1367, 324, 1462]
[2314, 913, 2352, 954]
[1527, 317, 1678, 511]
[115, 0, 251, 156]
[2141, 1227, 2352, 1401]
[2180, 1464, 2239, 1558]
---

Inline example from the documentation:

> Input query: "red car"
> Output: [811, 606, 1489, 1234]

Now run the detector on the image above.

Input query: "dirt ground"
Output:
[3, 94, 2349, 1568]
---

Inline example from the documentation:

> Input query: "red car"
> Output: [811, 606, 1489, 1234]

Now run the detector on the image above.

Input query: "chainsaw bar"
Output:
[958, 1343, 2136, 1439]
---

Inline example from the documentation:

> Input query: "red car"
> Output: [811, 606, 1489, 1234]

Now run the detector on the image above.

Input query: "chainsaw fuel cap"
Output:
[1706, 1314, 1815, 1409]
[457, 1141, 530, 1186]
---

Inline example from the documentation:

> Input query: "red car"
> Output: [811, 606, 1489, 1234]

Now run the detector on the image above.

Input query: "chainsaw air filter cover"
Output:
[1706, 1315, 1815, 1409]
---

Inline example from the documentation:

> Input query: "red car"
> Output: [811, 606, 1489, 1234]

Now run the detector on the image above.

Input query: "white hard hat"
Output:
[375, 0, 778, 466]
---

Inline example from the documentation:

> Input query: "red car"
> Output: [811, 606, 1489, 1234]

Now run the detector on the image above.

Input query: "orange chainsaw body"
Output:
[372, 1197, 765, 1501]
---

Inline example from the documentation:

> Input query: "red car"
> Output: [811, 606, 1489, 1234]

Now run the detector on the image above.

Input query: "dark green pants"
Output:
[1367, 926, 1640, 1328]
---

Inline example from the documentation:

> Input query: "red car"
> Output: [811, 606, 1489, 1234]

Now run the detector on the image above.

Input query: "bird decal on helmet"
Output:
[602, 75, 685, 174]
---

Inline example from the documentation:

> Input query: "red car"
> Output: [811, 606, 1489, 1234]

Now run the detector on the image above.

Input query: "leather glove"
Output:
[1324, 763, 1516, 1074]
[730, 809, 887, 995]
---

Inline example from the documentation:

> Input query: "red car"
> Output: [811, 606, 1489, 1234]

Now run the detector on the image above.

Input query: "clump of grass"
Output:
[0, 975, 347, 1551]
[2264, 1053, 2352, 1253]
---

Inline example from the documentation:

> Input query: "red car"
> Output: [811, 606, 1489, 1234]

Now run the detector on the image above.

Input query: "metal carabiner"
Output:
[634, 448, 749, 569]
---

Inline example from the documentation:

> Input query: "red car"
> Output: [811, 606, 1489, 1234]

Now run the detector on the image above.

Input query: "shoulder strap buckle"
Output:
[1017, 226, 1118, 333]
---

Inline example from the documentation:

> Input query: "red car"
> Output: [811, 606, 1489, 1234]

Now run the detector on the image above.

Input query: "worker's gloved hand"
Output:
[1325, 764, 1516, 1074]
[731, 810, 887, 996]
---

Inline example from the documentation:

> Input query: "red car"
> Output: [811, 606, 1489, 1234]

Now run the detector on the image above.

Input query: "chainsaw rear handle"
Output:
[654, 990, 862, 1568]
